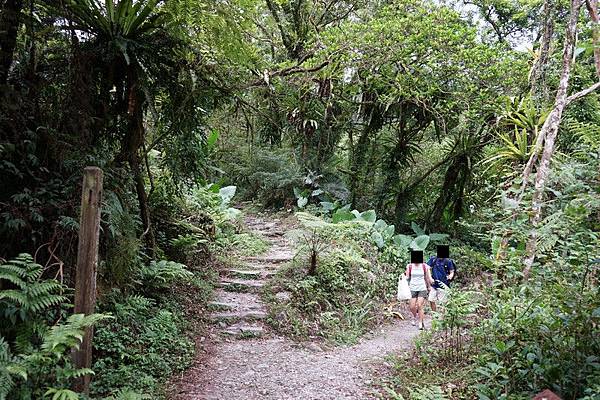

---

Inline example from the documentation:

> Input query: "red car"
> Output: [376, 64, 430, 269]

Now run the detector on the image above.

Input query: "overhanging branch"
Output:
[565, 81, 600, 105]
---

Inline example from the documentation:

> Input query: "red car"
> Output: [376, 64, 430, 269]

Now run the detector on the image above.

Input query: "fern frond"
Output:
[0, 337, 26, 399]
[0, 290, 27, 306]
[0, 272, 25, 288]
[42, 313, 108, 354]
[27, 293, 68, 313]
[28, 281, 63, 297]
[44, 388, 81, 400]
[63, 368, 94, 379]
[139, 260, 193, 289]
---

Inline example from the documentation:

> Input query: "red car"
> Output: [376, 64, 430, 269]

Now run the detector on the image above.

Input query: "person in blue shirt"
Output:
[427, 245, 455, 312]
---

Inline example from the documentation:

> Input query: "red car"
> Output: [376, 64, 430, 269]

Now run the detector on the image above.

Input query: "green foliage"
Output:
[221, 147, 305, 208]
[481, 96, 548, 178]
[139, 260, 193, 290]
[473, 277, 600, 398]
[44, 388, 80, 400]
[215, 232, 270, 258]
[91, 292, 195, 398]
[102, 191, 143, 287]
[267, 245, 381, 344]
[386, 143, 600, 398]
[0, 254, 67, 323]
[188, 184, 242, 226]
[0, 254, 107, 400]
[266, 211, 417, 343]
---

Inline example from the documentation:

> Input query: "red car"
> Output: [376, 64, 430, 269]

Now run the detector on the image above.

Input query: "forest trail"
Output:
[172, 214, 423, 400]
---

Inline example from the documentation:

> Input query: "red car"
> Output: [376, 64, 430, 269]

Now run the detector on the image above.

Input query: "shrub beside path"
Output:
[172, 214, 422, 399]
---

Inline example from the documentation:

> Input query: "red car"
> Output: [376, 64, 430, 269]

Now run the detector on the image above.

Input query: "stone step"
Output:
[211, 310, 267, 323]
[263, 230, 284, 237]
[246, 254, 293, 264]
[207, 301, 236, 311]
[218, 278, 264, 293]
[225, 269, 276, 280]
[221, 324, 264, 338]
[226, 269, 262, 279]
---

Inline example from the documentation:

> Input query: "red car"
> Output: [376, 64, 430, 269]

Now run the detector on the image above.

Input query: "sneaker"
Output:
[411, 318, 416, 326]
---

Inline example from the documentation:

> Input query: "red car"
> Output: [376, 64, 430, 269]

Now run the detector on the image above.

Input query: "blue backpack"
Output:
[428, 256, 456, 283]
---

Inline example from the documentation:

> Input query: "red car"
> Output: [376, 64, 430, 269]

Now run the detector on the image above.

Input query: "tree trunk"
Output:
[429, 163, 460, 230]
[349, 90, 382, 207]
[522, 0, 583, 278]
[126, 68, 156, 255]
[0, 0, 23, 84]
[530, 0, 555, 105]
[586, 0, 600, 76]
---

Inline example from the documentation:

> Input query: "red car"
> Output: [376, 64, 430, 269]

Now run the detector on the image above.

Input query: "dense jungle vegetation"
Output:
[0, 0, 599, 398]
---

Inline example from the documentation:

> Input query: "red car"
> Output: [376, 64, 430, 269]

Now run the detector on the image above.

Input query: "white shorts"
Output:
[428, 287, 448, 303]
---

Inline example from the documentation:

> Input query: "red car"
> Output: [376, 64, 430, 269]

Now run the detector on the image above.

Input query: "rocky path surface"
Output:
[172, 214, 422, 400]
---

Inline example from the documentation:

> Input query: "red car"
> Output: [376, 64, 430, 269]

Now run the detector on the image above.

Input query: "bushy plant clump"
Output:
[265, 210, 448, 344]
[91, 292, 195, 398]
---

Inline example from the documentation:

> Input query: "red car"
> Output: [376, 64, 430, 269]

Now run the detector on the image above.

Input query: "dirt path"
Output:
[172, 214, 422, 400]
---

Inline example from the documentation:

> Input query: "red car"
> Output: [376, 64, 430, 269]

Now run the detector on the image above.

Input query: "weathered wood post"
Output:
[72, 167, 103, 393]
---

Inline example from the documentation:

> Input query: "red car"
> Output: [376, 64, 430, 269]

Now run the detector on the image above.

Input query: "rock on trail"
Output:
[172, 214, 422, 400]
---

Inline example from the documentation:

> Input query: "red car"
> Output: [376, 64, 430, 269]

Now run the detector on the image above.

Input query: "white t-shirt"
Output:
[407, 263, 428, 292]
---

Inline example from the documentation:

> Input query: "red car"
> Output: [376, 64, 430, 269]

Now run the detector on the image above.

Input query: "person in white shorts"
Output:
[426, 245, 455, 312]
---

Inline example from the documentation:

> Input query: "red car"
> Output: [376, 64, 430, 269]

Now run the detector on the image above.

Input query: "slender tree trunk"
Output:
[0, 0, 23, 84]
[530, 0, 555, 105]
[522, 0, 583, 278]
[586, 0, 600, 76]
[349, 90, 382, 207]
[126, 68, 156, 255]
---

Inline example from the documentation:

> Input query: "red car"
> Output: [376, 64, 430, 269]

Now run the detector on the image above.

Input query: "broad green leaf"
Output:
[332, 209, 355, 223]
[411, 222, 425, 236]
[374, 219, 387, 231]
[393, 234, 413, 248]
[384, 224, 395, 238]
[360, 209, 377, 222]
[219, 186, 236, 205]
[410, 235, 430, 250]
[320, 201, 336, 212]
[206, 129, 219, 149]
[371, 231, 385, 248]
[297, 196, 308, 208]
[428, 233, 449, 241]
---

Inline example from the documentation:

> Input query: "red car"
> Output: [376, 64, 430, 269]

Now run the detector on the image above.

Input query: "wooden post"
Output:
[72, 167, 103, 393]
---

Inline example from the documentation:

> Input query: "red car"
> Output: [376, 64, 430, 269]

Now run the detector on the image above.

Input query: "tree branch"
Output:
[565, 81, 600, 105]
